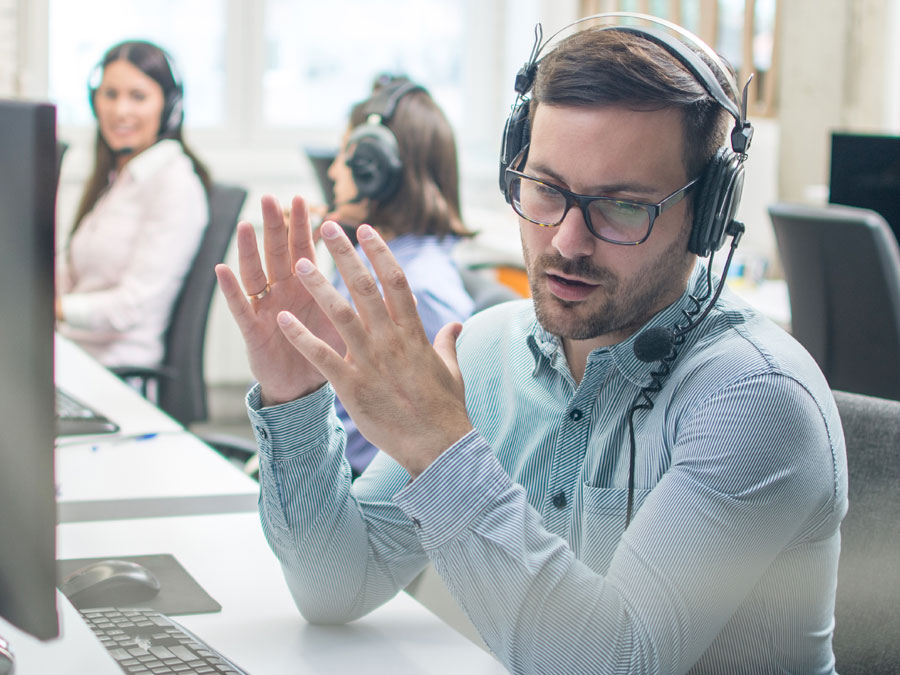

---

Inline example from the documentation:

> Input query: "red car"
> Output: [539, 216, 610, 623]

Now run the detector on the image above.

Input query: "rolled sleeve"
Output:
[247, 381, 337, 461]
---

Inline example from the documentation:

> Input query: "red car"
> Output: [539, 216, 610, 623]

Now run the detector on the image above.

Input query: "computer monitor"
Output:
[0, 98, 59, 641]
[829, 131, 900, 244]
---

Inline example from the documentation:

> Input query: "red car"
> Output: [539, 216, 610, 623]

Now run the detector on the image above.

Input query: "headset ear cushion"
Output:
[499, 100, 531, 196]
[346, 123, 403, 202]
[160, 93, 184, 135]
[690, 147, 742, 256]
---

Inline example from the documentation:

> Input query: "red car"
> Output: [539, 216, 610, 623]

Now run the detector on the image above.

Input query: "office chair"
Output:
[302, 144, 337, 208]
[111, 182, 248, 426]
[56, 141, 69, 183]
[769, 202, 900, 400]
[458, 266, 525, 313]
[831, 389, 900, 674]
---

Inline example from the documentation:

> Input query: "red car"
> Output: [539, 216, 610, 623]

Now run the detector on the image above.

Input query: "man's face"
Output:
[518, 104, 697, 350]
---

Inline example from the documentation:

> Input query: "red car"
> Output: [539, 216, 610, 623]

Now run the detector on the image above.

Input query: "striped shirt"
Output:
[249, 263, 847, 674]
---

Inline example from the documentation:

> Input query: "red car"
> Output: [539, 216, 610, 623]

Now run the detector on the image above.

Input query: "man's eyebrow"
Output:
[527, 161, 660, 197]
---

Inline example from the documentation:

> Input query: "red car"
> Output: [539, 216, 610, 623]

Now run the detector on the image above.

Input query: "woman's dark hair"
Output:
[531, 27, 734, 180]
[72, 40, 211, 232]
[348, 75, 473, 239]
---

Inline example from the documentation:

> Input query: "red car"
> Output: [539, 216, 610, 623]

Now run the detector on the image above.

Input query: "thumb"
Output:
[433, 322, 463, 381]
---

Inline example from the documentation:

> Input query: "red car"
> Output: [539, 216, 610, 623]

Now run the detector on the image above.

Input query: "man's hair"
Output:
[531, 27, 735, 180]
[348, 76, 472, 239]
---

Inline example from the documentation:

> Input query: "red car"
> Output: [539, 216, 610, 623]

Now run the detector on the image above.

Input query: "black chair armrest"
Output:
[196, 431, 260, 480]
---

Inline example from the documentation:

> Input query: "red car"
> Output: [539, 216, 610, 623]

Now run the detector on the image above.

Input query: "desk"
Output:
[3, 512, 506, 674]
[726, 278, 791, 331]
[55, 335, 259, 522]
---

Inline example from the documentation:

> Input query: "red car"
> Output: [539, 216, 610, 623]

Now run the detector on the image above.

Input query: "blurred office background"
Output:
[3, 0, 899, 422]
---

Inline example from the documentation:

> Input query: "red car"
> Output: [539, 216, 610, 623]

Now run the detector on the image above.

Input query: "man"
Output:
[216, 21, 847, 675]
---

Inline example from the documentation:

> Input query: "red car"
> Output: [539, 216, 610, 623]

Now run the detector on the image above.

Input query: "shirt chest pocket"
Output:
[578, 484, 651, 574]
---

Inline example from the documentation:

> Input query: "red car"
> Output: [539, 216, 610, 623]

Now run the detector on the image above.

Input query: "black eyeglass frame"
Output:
[504, 151, 701, 245]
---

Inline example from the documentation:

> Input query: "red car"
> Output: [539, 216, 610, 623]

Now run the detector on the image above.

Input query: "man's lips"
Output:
[545, 271, 601, 301]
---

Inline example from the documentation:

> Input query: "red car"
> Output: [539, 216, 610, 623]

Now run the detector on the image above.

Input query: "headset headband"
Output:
[514, 11, 753, 154]
[364, 81, 426, 127]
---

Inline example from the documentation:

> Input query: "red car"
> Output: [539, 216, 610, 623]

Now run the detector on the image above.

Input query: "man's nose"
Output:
[551, 205, 597, 259]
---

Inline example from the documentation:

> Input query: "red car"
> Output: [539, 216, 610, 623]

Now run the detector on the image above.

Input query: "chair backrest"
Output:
[769, 202, 900, 400]
[302, 144, 337, 207]
[158, 182, 247, 426]
[458, 266, 524, 314]
[831, 389, 900, 674]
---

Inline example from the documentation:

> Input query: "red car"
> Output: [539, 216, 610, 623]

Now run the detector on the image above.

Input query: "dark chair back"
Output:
[459, 266, 523, 314]
[769, 202, 900, 400]
[158, 183, 247, 425]
[302, 145, 337, 207]
[831, 390, 900, 674]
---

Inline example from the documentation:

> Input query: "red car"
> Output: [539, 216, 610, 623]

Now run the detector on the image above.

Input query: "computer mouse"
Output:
[59, 559, 161, 609]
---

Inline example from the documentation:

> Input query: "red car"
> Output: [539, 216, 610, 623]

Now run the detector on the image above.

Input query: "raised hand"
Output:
[215, 195, 344, 406]
[275, 221, 473, 477]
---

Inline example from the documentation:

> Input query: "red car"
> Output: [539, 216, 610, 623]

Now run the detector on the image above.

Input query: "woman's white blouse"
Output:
[56, 139, 208, 368]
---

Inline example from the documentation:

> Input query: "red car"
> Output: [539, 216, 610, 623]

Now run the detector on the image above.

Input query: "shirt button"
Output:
[255, 426, 268, 440]
[411, 517, 422, 528]
[569, 408, 583, 421]
[552, 492, 567, 509]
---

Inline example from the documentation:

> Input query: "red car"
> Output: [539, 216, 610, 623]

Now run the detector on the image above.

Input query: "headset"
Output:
[499, 12, 753, 258]
[500, 13, 756, 529]
[87, 44, 185, 138]
[344, 80, 426, 203]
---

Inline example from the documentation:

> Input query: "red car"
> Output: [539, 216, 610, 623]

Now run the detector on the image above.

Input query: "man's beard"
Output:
[523, 244, 691, 343]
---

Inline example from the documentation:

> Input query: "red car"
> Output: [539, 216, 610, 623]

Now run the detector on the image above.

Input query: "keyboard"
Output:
[56, 388, 120, 436]
[79, 606, 248, 674]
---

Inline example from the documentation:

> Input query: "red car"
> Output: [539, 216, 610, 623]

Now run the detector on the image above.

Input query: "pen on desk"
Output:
[87, 432, 161, 451]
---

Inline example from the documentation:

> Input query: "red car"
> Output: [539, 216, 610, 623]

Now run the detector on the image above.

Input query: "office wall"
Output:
[0, 0, 16, 95]
[778, 0, 900, 202]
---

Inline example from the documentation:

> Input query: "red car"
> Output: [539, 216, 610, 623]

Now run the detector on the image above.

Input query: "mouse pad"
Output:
[56, 553, 222, 615]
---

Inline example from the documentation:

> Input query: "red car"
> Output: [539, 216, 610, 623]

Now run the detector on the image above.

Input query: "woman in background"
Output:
[324, 75, 475, 477]
[56, 40, 210, 369]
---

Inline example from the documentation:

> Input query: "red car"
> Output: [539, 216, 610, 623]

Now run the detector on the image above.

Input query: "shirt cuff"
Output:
[246, 381, 337, 460]
[60, 293, 95, 329]
[393, 430, 513, 550]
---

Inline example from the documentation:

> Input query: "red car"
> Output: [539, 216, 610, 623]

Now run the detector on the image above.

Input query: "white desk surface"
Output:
[54, 335, 260, 522]
[3, 511, 506, 675]
[55, 334, 182, 438]
[726, 278, 791, 330]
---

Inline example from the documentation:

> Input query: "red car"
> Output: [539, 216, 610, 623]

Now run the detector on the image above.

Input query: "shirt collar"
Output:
[526, 263, 717, 387]
[121, 139, 183, 184]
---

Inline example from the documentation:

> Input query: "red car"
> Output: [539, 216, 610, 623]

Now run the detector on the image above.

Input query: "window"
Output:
[48, 0, 227, 127]
[262, 0, 466, 130]
[579, 0, 779, 116]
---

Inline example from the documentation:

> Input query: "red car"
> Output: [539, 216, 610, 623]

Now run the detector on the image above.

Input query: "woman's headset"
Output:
[498, 12, 754, 257]
[87, 44, 185, 138]
[344, 80, 426, 203]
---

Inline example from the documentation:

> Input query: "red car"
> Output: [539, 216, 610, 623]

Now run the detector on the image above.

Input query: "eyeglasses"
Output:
[504, 157, 699, 246]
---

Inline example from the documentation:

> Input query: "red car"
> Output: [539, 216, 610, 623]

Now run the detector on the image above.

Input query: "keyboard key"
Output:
[79, 607, 248, 675]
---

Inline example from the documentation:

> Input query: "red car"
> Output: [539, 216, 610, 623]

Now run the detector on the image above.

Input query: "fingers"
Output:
[293, 255, 371, 352]
[287, 196, 317, 265]
[215, 263, 256, 338]
[317, 222, 421, 334]
[276, 310, 342, 380]
[235, 221, 269, 298]
[260, 195, 294, 283]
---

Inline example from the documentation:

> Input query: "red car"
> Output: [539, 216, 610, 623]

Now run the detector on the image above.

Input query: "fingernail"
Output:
[277, 312, 293, 326]
[358, 224, 375, 240]
[296, 258, 315, 275]
[321, 221, 341, 239]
